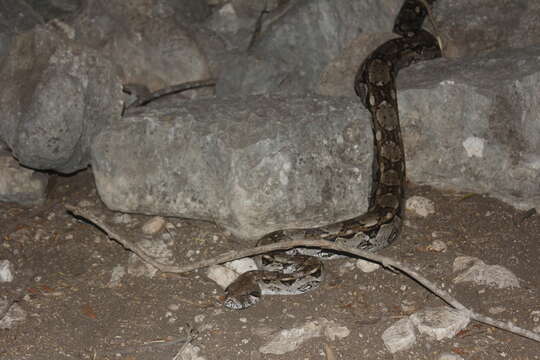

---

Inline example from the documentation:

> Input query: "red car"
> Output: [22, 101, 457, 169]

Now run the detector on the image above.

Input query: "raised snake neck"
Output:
[224, 0, 442, 310]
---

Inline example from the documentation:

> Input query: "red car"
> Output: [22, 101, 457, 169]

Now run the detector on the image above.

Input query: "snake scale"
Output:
[224, 0, 442, 310]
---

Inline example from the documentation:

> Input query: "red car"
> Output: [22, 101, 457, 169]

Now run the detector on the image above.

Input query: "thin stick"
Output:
[99, 337, 188, 356]
[65, 204, 540, 343]
[172, 324, 198, 360]
[124, 78, 216, 111]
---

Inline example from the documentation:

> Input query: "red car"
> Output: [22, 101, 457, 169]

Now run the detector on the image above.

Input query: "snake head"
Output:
[223, 290, 261, 310]
[224, 271, 262, 310]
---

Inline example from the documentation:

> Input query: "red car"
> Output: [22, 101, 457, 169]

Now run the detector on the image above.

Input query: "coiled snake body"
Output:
[224, 0, 442, 310]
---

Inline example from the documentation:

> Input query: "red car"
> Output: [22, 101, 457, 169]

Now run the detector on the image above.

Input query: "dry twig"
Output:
[124, 78, 216, 112]
[65, 204, 540, 343]
[99, 337, 188, 356]
[172, 324, 199, 360]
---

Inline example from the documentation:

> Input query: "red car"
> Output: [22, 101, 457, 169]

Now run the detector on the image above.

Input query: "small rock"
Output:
[488, 306, 506, 315]
[77, 199, 94, 208]
[381, 317, 416, 353]
[452, 256, 478, 272]
[168, 304, 180, 311]
[0, 260, 14, 282]
[259, 318, 349, 355]
[224, 258, 258, 274]
[338, 261, 356, 276]
[438, 353, 465, 360]
[355, 259, 380, 273]
[406, 196, 436, 217]
[177, 343, 206, 360]
[462, 136, 485, 158]
[0, 260, 15, 282]
[107, 265, 125, 288]
[112, 213, 133, 224]
[427, 240, 447, 252]
[0, 298, 27, 329]
[452, 256, 520, 289]
[194, 314, 205, 323]
[207, 265, 239, 289]
[409, 306, 470, 341]
[0, 154, 48, 205]
[323, 321, 350, 341]
[142, 216, 166, 234]
[400, 299, 417, 314]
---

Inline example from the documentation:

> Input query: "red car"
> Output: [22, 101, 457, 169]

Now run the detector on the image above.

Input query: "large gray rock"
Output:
[216, 0, 401, 95]
[72, 0, 211, 95]
[0, 0, 84, 60]
[0, 0, 44, 59]
[0, 23, 122, 173]
[320, 41, 540, 210]
[91, 94, 373, 240]
[399, 45, 540, 210]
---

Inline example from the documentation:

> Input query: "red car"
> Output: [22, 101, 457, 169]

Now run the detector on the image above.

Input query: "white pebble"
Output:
[355, 259, 380, 273]
[224, 258, 258, 274]
[406, 196, 435, 217]
[427, 240, 447, 252]
[530, 310, 540, 322]
[0, 260, 14, 282]
[207, 265, 239, 289]
[438, 353, 464, 360]
[142, 216, 166, 234]
[381, 317, 416, 353]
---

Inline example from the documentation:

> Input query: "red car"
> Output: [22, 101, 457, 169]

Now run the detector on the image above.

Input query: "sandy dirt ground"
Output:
[1, 170, 539, 359]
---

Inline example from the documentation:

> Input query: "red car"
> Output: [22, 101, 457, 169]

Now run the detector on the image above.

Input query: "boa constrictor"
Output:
[224, 0, 442, 310]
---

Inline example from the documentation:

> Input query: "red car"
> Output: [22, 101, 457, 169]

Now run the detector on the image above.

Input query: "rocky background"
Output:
[0, 0, 539, 237]
[1, 0, 539, 239]
[1, 1, 539, 359]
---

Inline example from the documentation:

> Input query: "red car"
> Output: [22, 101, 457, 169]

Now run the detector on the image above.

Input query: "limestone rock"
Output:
[409, 306, 471, 341]
[92, 94, 372, 240]
[381, 317, 416, 353]
[216, 0, 401, 95]
[0, 23, 122, 173]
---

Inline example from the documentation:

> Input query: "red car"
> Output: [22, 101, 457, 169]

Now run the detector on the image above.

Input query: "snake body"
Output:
[224, 0, 441, 310]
